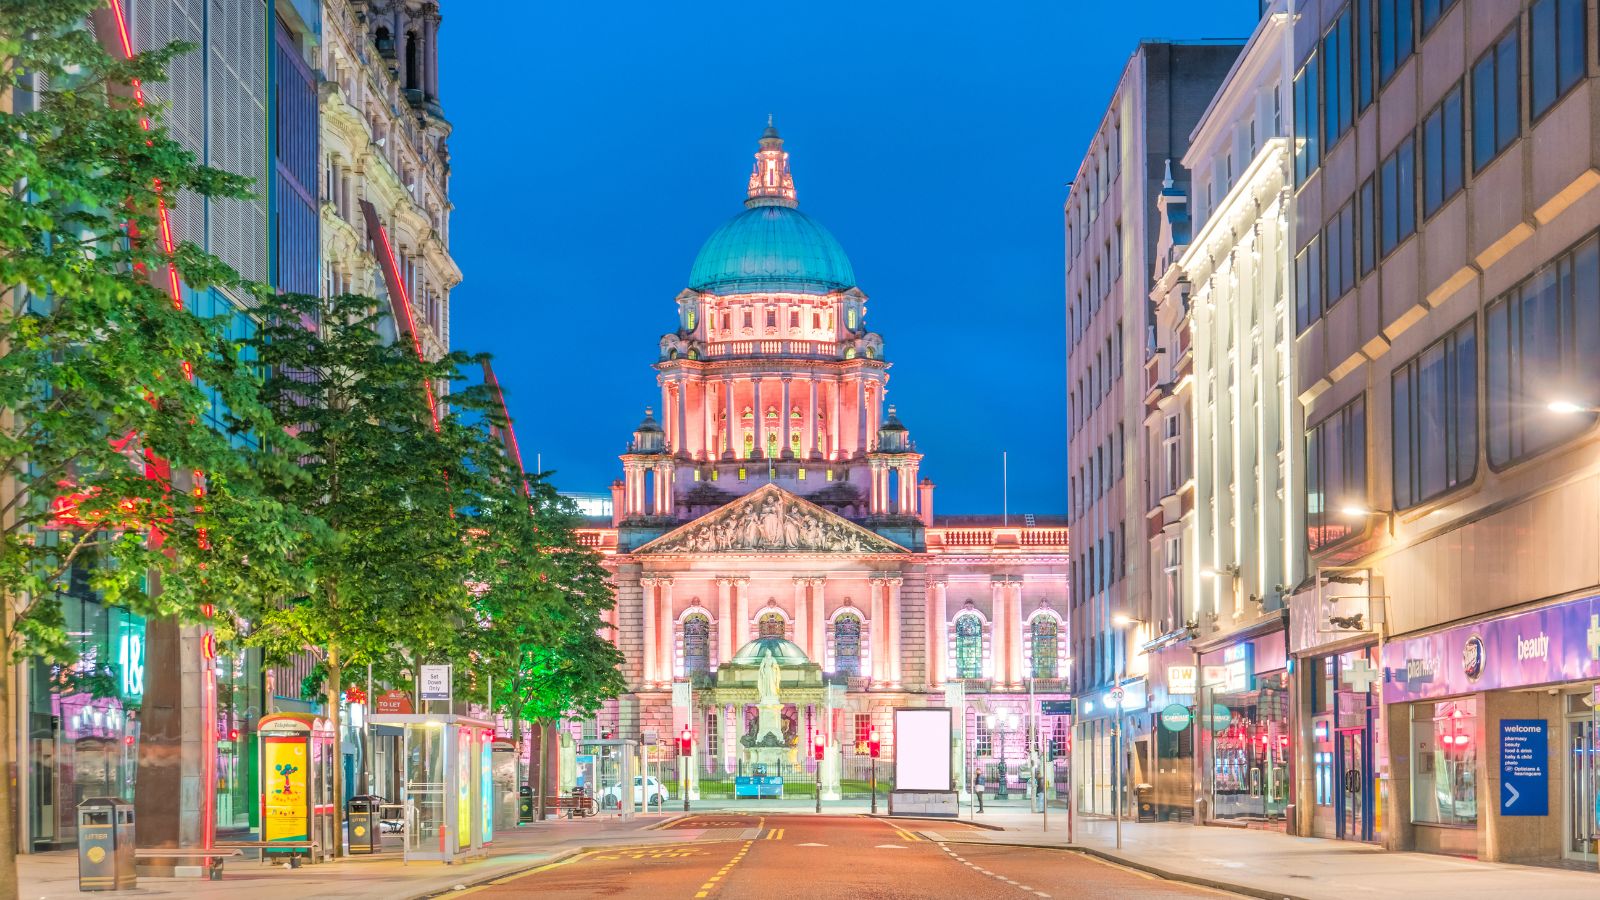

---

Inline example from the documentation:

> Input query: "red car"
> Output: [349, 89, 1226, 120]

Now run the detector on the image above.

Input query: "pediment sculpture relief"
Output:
[640, 487, 903, 554]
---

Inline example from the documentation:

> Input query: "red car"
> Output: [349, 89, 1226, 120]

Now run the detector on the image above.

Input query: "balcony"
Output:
[704, 339, 839, 359]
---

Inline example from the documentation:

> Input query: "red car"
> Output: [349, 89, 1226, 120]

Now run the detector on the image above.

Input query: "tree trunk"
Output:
[0, 634, 18, 900]
[326, 645, 344, 859]
[509, 715, 523, 805]
[535, 721, 549, 823]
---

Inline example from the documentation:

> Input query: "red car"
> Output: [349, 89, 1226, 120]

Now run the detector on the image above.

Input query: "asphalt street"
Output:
[459, 813, 1232, 899]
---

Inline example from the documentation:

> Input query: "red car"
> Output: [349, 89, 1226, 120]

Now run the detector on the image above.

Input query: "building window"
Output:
[1306, 395, 1367, 552]
[1357, 177, 1377, 276]
[705, 710, 719, 765]
[854, 713, 872, 754]
[1322, 8, 1353, 147]
[954, 615, 983, 679]
[1295, 234, 1323, 332]
[682, 614, 710, 675]
[1355, 0, 1374, 110]
[1293, 54, 1320, 183]
[1393, 318, 1477, 509]
[1377, 0, 1415, 86]
[1411, 700, 1477, 826]
[1421, 82, 1464, 219]
[1420, 0, 1459, 36]
[1530, 0, 1586, 120]
[1379, 135, 1416, 257]
[833, 613, 861, 676]
[1325, 199, 1356, 306]
[1030, 617, 1059, 679]
[1471, 25, 1520, 172]
[974, 714, 992, 757]
[757, 612, 786, 639]
[1486, 233, 1600, 467]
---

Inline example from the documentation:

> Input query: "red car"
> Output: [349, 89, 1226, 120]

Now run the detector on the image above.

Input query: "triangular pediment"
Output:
[635, 484, 906, 555]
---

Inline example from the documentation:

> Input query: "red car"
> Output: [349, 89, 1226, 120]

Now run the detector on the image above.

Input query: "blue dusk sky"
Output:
[441, 1, 1258, 513]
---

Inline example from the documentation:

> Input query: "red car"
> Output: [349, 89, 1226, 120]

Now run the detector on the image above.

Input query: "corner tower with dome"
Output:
[572, 126, 1071, 802]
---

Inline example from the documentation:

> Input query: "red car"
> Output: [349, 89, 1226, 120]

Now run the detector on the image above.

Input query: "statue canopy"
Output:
[729, 636, 811, 667]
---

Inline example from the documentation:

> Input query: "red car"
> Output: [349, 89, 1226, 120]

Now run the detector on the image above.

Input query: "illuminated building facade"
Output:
[575, 126, 1071, 796]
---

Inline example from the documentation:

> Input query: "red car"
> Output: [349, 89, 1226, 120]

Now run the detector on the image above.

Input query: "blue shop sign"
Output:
[1499, 719, 1548, 817]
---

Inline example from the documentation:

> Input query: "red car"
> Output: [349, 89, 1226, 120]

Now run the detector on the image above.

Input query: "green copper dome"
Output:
[688, 205, 856, 296]
[729, 636, 811, 666]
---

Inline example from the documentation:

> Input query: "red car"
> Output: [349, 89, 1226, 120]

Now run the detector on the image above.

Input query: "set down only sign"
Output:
[1499, 719, 1548, 816]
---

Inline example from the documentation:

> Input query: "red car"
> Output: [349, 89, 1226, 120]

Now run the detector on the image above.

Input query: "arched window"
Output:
[758, 612, 786, 639]
[1030, 616, 1059, 679]
[833, 614, 861, 676]
[955, 615, 982, 679]
[683, 614, 710, 675]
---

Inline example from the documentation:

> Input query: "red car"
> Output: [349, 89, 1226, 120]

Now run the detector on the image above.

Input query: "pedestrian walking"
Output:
[974, 768, 986, 813]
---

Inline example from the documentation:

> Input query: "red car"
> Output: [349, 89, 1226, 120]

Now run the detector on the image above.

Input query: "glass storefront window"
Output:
[1207, 670, 1291, 824]
[1411, 699, 1477, 826]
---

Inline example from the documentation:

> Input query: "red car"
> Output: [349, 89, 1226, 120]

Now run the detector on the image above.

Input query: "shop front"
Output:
[1198, 628, 1291, 828]
[1303, 646, 1383, 842]
[1382, 591, 1600, 865]
[1143, 643, 1198, 822]
[1070, 679, 1146, 818]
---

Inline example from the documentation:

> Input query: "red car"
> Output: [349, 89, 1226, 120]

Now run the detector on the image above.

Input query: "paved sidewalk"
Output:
[916, 807, 1600, 899]
[18, 813, 697, 900]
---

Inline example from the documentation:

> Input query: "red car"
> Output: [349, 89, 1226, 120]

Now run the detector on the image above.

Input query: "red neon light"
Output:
[367, 216, 439, 430]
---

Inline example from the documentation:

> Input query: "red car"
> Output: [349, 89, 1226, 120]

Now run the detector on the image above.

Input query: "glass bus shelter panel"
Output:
[404, 724, 447, 855]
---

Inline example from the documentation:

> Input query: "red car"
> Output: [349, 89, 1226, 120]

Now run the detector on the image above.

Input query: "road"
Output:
[459, 813, 1231, 899]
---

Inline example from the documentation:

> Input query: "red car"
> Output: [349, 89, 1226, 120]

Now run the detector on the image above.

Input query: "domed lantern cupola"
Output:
[746, 116, 798, 209]
[631, 407, 666, 454]
[877, 405, 912, 453]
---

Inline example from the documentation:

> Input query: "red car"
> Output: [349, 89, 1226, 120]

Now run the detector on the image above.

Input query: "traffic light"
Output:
[867, 728, 881, 759]
[678, 725, 693, 757]
[812, 730, 826, 761]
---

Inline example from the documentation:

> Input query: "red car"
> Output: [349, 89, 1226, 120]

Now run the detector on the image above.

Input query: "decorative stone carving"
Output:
[637, 485, 906, 555]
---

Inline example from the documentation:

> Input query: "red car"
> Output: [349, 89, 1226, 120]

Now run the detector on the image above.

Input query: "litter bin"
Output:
[1134, 783, 1157, 822]
[518, 785, 535, 823]
[77, 797, 136, 891]
[348, 795, 382, 855]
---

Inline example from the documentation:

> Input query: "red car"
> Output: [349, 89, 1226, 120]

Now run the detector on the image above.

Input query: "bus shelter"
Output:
[369, 713, 494, 863]
[258, 713, 334, 862]
[575, 738, 641, 820]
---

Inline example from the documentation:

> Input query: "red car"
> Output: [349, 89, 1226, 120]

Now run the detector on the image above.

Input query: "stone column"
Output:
[856, 380, 868, 457]
[716, 578, 733, 664]
[723, 378, 736, 459]
[660, 382, 673, 449]
[752, 377, 763, 457]
[990, 579, 1008, 686]
[869, 578, 885, 685]
[886, 577, 903, 688]
[658, 579, 675, 682]
[793, 578, 810, 658]
[807, 379, 819, 458]
[830, 379, 842, 459]
[780, 377, 793, 457]
[733, 578, 750, 648]
[641, 577, 658, 687]
[425, 13, 440, 99]
[928, 579, 948, 687]
[810, 579, 827, 666]
[657, 461, 674, 517]
[675, 382, 688, 456]
[1008, 582, 1024, 688]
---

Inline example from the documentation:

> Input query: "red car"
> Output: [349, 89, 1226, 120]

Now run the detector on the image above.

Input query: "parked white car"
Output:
[601, 775, 670, 809]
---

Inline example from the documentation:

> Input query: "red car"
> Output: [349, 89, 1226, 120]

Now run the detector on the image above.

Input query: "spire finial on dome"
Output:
[747, 120, 798, 209]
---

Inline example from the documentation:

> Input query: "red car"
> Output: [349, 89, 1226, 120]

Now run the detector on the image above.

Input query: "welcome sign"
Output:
[1383, 593, 1600, 703]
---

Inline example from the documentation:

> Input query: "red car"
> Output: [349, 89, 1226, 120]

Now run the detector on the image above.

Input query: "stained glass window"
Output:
[833, 614, 861, 676]
[955, 615, 982, 679]
[683, 614, 710, 674]
[1031, 617, 1059, 679]
[758, 613, 786, 639]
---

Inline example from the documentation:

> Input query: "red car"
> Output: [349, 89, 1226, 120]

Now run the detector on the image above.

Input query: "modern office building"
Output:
[1064, 39, 1243, 819]
[1289, 0, 1600, 864]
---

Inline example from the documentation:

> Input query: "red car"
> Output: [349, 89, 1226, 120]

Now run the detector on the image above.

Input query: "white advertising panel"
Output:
[893, 708, 952, 791]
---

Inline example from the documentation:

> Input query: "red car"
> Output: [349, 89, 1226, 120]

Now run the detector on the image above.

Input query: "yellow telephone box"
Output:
[258, 713, 334, 862]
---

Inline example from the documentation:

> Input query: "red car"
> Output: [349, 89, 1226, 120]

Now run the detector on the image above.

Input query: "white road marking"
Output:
[796, 842, 828, 847]
[874, 844, 907, 849]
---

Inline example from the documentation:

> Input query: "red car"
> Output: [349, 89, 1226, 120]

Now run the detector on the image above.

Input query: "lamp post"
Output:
[678, 726, 693, 813]
[987, 711, 1017, 801]
[868, 727, 881, 814]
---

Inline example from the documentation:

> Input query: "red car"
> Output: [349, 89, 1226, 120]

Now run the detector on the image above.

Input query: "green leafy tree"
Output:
[0, 2, 317, 894]
[241, 289, 501, 855]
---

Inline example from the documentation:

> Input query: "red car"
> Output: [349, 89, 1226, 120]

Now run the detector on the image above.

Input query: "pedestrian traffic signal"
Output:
[867, 728, 881, 759]
[812, 731, 826, 761]
[678, 725, 692, 757]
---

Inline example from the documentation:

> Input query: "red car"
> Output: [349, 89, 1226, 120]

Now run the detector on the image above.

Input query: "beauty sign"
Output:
[1383, 593, 1600, 703]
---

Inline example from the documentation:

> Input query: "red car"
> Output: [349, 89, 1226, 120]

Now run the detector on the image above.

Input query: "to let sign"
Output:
[375, 689, 413, 715]
[419, 664, 452, 701]
[1499, 719, 1548, 816]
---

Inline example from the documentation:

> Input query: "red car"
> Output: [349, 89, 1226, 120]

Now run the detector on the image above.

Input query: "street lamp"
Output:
[1547, 399, 1600, 415]
[678, 726, 693, 813]
[812, 730, 826, 815]
[868, 727, 882, 814]
[986, 710, 1018, 801]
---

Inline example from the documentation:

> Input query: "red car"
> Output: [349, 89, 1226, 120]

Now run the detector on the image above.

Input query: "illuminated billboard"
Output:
[892, 708, 952, 792]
